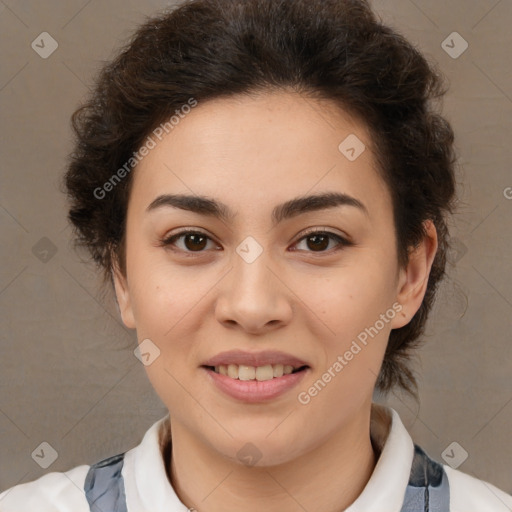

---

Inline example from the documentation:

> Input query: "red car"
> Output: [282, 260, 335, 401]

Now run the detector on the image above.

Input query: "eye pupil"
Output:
[307, 234, 329, 251]
[185, 233, 207, 251]
[166, 230, 344, 255]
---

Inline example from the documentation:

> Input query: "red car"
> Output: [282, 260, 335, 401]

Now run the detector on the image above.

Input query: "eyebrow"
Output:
[146, 191, 368, 226]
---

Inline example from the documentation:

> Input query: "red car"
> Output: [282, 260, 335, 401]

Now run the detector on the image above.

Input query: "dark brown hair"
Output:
[64, 0, 457, 395]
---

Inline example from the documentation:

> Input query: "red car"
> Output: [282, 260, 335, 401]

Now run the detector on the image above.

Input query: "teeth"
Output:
[256, 365, 274, 381]
[273, 364, 284, 378]
[238, 365, 256, 381]
[212, 363, 304, 380]
[227, 364, 239, 379]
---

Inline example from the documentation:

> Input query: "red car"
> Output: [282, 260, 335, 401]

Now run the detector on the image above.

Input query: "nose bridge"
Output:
[231, 235, 276, 297]
[215, 235, 292, 331]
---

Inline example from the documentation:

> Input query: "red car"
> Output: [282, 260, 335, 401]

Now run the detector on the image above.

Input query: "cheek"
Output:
[296, 256, 398, 340]
[293, 266, 396, 422]
[126, 253, 217, 382]
[291, 253, 399, 406]
[126, 261, 209, 411]
[127, 249, 203, 333]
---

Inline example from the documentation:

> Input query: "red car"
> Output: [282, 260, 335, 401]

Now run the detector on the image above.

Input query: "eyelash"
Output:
[160, 227, 353, 257]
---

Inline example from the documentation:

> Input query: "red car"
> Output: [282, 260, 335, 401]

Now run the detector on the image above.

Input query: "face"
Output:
[113, 90, 435, 466]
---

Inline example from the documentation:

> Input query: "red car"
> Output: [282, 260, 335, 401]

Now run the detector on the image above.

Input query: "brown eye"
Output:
[293, 230, 350, 253]
[182, 233, 208, 251]
[305, 233, 330, 251]
[161, 230, 217, 253]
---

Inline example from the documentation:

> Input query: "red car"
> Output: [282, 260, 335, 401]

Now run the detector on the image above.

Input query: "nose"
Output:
[215, 244, 293, 334]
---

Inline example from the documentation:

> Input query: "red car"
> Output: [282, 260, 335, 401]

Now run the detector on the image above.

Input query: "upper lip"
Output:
[201, 350, 310, 368]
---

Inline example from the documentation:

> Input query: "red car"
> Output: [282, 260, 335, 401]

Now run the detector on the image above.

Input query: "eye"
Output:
[291, 229, 352, 253]
[160, 227, 352, 256]
[160, 229, 220, 254]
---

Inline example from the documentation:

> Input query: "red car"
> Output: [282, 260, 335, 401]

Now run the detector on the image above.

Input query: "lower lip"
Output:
[202, 367, 309, 403]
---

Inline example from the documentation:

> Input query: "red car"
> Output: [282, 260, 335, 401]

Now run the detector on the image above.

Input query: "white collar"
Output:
[122, 404, 414, 512]
[346, 404, 414, 511]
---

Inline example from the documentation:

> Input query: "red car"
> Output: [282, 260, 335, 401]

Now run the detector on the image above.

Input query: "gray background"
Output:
[0, 0, 511, 496]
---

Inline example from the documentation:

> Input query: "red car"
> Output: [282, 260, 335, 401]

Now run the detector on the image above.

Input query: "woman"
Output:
[1, 0, 510, 510]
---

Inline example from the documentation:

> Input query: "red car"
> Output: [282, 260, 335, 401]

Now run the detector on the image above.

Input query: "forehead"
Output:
[129, 90, 391, 221]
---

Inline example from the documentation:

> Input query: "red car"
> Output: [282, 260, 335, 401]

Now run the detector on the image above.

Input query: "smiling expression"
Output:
[112, 89, 432, 465]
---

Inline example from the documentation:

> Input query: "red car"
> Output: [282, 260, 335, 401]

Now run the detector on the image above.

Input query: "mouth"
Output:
[202, 363, 310, 381]
[200, 350, 311, 402]
[200, 361, 310, 403]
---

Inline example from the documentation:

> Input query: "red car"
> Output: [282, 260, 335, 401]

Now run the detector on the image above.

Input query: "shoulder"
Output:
[0, 464, 90, 512]
[444, 465, 512, 512]
[402, 438, 511, 512]
[0, 417, 170, 512]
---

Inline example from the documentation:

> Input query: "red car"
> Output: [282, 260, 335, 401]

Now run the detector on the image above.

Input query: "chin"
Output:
[210, 429, 307, 468]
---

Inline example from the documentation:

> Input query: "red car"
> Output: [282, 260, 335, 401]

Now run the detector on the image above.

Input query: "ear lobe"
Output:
[391, 220, 438, 330]
[111, 263, 136, 329]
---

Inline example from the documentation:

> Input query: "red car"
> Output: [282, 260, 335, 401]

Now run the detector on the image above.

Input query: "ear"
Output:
[391, 220, 438, 329]
[111, 261, 136, 329]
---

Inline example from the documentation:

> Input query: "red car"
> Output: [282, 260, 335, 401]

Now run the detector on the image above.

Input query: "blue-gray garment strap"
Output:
[84, 452, 128, 512]
[400, 444, 450, 512]
[82, 444, 448, 511]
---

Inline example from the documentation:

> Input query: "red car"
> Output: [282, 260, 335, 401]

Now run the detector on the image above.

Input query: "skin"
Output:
[113, 90, 438, 512]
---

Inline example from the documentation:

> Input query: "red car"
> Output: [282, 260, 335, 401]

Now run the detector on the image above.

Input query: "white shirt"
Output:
[0, 405, 510, 511]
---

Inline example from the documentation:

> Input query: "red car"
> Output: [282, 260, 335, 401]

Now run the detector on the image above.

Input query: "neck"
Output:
[166, 404, 378, 512]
